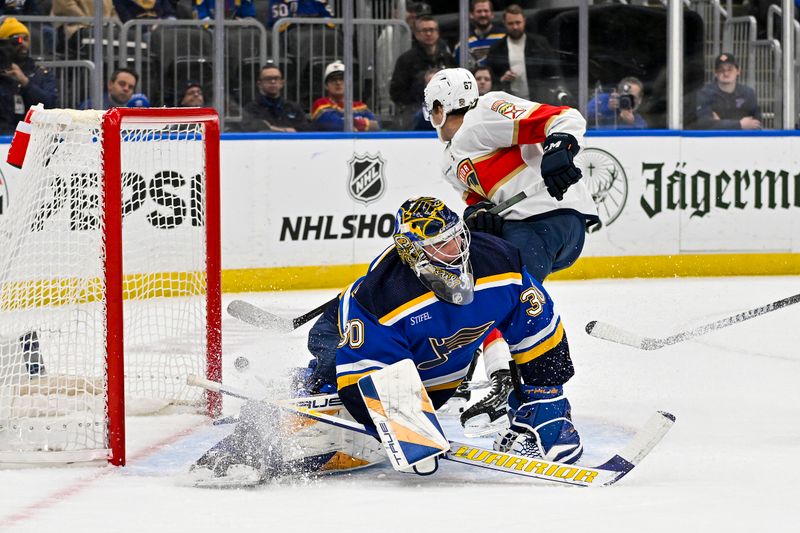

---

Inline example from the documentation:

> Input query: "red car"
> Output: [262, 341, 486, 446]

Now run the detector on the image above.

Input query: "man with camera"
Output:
[0, 17, 56, 135]
[586, 76, 648, 129]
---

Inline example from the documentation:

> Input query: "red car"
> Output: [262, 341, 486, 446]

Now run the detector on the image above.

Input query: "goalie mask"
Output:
[393, 197, 474, 305]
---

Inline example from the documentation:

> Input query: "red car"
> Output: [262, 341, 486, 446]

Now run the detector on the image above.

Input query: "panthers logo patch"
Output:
[490, 99, 527, 120]
[457, 159, 485, 196]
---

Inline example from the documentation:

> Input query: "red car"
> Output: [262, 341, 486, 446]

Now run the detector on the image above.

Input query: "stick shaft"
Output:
[664, 291, 800, 346]
[587, 291, 800, 350]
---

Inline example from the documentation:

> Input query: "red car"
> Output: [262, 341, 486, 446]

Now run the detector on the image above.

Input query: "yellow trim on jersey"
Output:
[425, 379, 463, 392]
[472, 148, 500, 164]
[337, 369, 377, 390]
[474, 271, 523, 288]
[513, 320, 565, 365]
[543, 108, 569, 136]
[512, 104, 540, 144]
[379, 291, 437, 325]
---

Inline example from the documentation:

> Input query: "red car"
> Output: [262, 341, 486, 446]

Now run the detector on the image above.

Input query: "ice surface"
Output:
[1, 277, 798, 532]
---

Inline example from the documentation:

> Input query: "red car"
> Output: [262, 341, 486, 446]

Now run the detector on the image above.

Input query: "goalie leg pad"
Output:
[358, 359, 449, 474]
[494, 384, 583, 464]
[188, 395, 385, 488]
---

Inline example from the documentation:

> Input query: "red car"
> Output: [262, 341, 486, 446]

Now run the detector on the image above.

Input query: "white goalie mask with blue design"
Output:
[393, 197, 473, 305]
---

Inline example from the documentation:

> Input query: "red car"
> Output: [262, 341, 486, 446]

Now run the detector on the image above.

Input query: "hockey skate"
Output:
[459, 369, 512, 437]
[493, 384, 583, 464]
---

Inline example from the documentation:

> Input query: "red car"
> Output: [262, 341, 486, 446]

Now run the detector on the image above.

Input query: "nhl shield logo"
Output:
[347, 153, 386, 205]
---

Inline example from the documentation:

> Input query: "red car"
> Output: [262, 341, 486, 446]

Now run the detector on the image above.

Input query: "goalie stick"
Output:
[227, 191, 530, 333]
[188, 374, 675, 487]
[586, 291, 800, 350]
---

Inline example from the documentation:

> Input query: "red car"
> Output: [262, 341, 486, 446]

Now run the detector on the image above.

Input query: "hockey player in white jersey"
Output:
[423, 67, 599, 436]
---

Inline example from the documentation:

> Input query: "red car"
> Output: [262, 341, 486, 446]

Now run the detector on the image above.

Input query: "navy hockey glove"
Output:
[463, 201, 504, 237]
[540, 132, 582, 201]
[494, 384, 583, 464]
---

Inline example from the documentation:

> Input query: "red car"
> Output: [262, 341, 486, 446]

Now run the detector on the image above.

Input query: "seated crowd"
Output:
[0, 0, 771, 134]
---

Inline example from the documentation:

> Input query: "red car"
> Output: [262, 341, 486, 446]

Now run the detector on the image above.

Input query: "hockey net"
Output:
[0, 108, 221, 466]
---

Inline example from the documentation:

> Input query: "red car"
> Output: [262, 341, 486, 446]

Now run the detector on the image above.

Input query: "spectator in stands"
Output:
[51, 0, 116, 55]
[311, 60, 379, 132]
[1, 0, 40, 15]
[240, 63, 310, 132]
[473, 65, 494, 95]
[0, 18, 57, 135]
[485, 4, 556, 102]
[410, 67, 441, 131]
[193, 0, 255, 20]
[79, 68, 141, 110]
[453, 0, 505, 66]
[586, 76, 648, 130]
[266, 0, 333, 31]
[376, 0, 428, 118]
[177, 81, 205, 107]
[693, 53, 762, 130]
[112, 0, 176, 23]
[390, 15, 456, 129]
[405, 1, 432, 40]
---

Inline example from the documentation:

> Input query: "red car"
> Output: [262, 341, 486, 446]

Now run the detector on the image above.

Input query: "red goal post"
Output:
[0, 107, 222, 466]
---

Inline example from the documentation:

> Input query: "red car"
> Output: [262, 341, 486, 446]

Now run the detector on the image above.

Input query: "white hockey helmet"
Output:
[423, 68, 479, 129]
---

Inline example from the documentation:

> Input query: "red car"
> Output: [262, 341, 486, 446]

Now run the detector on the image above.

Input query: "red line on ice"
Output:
[0, 420, 207, 529]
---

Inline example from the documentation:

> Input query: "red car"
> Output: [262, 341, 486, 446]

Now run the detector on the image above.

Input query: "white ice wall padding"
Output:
[0, 109, 212, 462]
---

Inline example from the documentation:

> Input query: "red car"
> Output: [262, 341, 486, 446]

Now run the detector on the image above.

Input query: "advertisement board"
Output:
[1, 132, 798, 291]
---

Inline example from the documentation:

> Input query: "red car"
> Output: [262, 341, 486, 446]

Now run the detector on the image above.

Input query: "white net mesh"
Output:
[0, 109, 214, 462]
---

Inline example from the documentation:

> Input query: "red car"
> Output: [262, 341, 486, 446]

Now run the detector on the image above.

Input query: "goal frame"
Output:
[102, 108, 222, 466]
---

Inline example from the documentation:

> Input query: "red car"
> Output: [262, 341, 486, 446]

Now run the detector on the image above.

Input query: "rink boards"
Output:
[2, 131, 799, 291]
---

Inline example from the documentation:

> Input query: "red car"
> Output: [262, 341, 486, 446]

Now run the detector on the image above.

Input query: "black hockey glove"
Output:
[541, 132, 582, 201]
[464, 201, 504, 237]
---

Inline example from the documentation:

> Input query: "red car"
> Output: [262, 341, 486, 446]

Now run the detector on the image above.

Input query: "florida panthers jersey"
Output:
[442, 91, 599, 225]
[335, 233, 574, 424]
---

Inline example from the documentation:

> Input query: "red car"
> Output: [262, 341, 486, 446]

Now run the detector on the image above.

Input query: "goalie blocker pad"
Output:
[358, 359, 449, 474]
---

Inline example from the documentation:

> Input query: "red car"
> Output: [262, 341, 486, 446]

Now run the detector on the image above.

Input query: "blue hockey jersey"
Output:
[335, 233, 573, 422]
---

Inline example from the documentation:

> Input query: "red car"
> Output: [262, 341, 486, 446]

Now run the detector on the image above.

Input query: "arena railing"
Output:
[13, 15, 121, 92]
[39, 59, 95, 110]
[270, 17, 411, 127]
[118, 18, 268, 125]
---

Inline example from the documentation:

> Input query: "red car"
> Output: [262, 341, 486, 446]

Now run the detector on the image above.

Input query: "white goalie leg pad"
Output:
[282, 398, 385, 473]
[358, 360, 449, 474]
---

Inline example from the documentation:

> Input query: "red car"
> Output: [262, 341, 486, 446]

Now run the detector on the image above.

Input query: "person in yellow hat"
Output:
[0, 17, 57, 135]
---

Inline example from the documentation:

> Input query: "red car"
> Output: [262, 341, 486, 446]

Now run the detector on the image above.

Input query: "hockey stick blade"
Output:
[586, 291, 800, 350]
[227, 300, 294, 333]
[585, 320, 660, 350]
[188, 375, 675, 487]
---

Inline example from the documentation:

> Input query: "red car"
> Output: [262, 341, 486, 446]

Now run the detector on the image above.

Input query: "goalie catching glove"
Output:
[463, 201, 504, 237]
[540, 132, 582, 201]
[494, 384, 583, 464]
